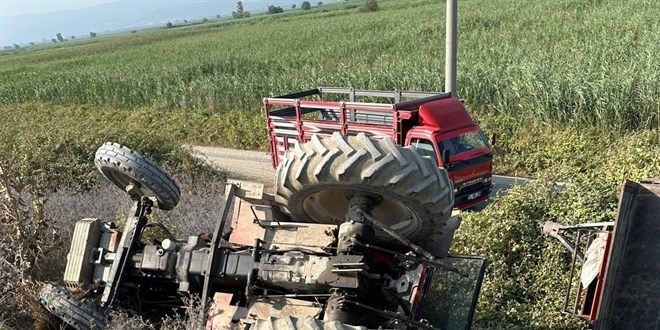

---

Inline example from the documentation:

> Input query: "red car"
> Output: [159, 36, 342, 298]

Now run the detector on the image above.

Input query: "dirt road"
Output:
[190, 146, 274, 184]
[189, 146, 529, 206]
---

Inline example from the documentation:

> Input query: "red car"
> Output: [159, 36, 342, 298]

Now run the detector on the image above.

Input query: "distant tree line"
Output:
[267, 5, 284, 14]
[233, 1, 250, 19]
[2, 0, 380, 50]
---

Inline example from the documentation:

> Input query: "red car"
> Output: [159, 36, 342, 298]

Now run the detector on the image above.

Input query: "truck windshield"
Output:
[438, 130, 489, 159]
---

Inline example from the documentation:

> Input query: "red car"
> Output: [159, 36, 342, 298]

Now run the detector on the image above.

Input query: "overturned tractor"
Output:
[40, 134, 487, 329]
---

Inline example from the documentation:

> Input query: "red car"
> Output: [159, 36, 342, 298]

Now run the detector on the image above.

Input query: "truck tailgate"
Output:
[596, 180, 660, 329]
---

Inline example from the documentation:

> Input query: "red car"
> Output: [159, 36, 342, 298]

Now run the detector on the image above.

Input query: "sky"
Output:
[0, 0, 115, 16]
[0, 0, 307, 46]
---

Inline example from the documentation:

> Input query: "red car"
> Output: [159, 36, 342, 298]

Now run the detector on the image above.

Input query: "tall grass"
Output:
[0, 0, 658, 130]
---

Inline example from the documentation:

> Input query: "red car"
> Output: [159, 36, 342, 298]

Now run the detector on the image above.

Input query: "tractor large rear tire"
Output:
[275, 133, 453, 243]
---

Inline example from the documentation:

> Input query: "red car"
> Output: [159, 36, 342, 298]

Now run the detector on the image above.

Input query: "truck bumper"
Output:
[454, 183, 492, 210]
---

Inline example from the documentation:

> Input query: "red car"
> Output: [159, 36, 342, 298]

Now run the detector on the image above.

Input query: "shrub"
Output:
[361, 0, 379, 12]
[301, 1, 311, 10]
[0, 159, 62, 328]
[451, 176, 616, 329]
[233, 1, 250, 19]
[267, 5, 284, 14]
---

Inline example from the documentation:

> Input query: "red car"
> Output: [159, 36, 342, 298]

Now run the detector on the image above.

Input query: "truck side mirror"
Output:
[491, 133, 497, 146]
[442, 149, 451, 166]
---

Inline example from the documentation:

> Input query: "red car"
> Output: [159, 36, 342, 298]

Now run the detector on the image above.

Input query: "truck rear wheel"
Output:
[275, 133, 453, 242]
[94, 142, 181, 210]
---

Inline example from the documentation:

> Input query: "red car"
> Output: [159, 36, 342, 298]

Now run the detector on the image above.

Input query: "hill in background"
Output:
[1, 0, 331, 46]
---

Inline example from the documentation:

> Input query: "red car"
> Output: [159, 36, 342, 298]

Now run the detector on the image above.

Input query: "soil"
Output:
[189, 146, 275, 187]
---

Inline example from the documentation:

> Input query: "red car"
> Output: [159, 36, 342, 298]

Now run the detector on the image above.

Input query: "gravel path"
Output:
[188, 146, 531, 209]
[189, 146, 276, 186]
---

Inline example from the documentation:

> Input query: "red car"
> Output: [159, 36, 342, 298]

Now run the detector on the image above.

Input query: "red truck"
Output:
[264, 87, 493, 209]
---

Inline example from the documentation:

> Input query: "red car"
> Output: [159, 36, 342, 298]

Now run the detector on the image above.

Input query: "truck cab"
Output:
[264, 87, 493, 209]
[406, 98, 493, 208]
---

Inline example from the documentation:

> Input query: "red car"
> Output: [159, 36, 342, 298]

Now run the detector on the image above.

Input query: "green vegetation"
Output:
[0, 103, 259, 190]
[1, 0, 658, 130]
[1, 0, 659, 328]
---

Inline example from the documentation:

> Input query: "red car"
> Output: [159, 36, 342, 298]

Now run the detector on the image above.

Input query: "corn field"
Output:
[0, 0, 659, 130]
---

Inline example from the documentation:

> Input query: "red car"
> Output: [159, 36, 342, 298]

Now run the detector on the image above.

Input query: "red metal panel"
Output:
[294, 99, 303, 142]
[205, 292, 248, 330]
[418, 98, 474, 132]
[264, 98, 297, 106]
[264, 94, 421, 167]
[344, 102, 394, 111]
[228, 198, 266, 246]
[586, 232, 612, 321]
[298, 100, 342, 110]
[339, 101, 347, 136]
[263, 98, 278, 168]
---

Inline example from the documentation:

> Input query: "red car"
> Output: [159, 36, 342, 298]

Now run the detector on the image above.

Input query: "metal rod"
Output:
[358, 210, 436, 261]
[343, 299, 441, 330]
[465, 258, 489, 330]
[354, 239, 465, 276]
[201, 183, 236, 310]
[101, 198, 151, 308]
[563, 243, 577, 312]
[445, 0, 458, 97]
[572, 230, 583, 314]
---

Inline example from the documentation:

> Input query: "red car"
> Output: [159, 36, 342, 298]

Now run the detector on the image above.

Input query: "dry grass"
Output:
[0, 154, 227, 328]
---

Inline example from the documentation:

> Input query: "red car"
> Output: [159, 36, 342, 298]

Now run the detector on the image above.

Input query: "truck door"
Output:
[409, 138, 440, 164]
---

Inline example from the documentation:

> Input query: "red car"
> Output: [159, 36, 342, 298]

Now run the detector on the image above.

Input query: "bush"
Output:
[233, 1, 250, 19]
[361, 0, 379, 12]
[267, 5, 284, 14]
[301, 1, 311, 10]
[166, 21, 173, 28]
[451, 176, 615, 329]
[0, 159, 63, 328]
